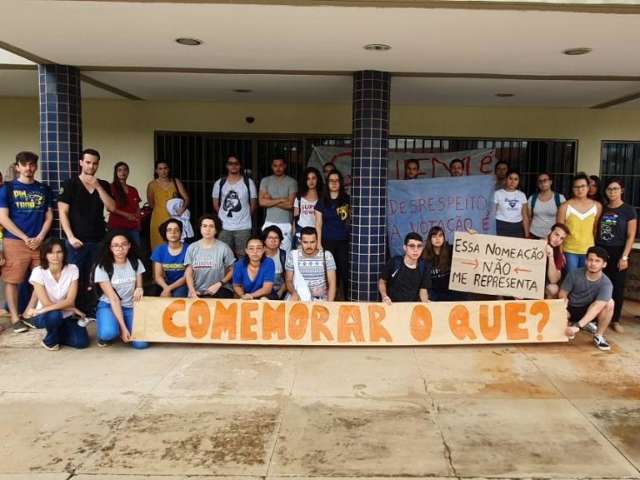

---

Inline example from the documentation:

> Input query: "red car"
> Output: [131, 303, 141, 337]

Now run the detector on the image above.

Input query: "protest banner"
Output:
[387, 175, 495, 257]
[132, 297, 568, 346]
[450, 231, 547, 299]
[308, 146, 498, 188]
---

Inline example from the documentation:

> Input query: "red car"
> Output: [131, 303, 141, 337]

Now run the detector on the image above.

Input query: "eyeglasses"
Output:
[606, 187, 621, 191]
[111, 243, 130, 250]
[406, 243, 423, 249]
[573, 185, 588, 189]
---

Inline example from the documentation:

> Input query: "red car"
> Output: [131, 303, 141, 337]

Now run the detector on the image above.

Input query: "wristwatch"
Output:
[622, 256, 629, 261]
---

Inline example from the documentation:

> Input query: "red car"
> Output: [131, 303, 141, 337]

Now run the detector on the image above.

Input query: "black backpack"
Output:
[217, 175, 252, 208]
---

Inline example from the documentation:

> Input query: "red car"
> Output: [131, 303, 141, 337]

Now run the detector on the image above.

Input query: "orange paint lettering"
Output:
[211, 301, 237, 340]
[368, 305, 392, 342]
[505, 302, 528, 340]
[162, 299, 186, 338]
[337, 305, 365, 343]
[311, 304, 333, 342]
[240, 301, 259, 341]
[189, 300, 210, 339]
[410, 304, 432, 342]
[262, 303, 286, 340]
[288, 303, 309, 340]
[530, 301, 550, 341]
[449, 304, 477, 340]
[479, 304, 501, 341]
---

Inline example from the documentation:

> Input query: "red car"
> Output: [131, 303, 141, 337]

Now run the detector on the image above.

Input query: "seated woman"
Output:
[232, 236, 275, 299]
[94, 230, 148, 349]
[423, 226, 466, 301]
[151, 218, 188, 297]
[23, 238, 89, 351]
[545, 223, 570, 298]
[262, 225, 287, 300]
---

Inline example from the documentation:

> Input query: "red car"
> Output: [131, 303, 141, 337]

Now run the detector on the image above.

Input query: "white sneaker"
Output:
[77, 317, 95, 328]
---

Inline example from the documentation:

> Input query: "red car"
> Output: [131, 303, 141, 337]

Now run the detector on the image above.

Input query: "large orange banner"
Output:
[132, 298, 568, 346]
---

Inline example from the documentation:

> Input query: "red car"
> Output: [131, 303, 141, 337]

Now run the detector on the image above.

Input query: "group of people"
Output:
[0, 149, 635, 353]
[400, 158, 637, 351]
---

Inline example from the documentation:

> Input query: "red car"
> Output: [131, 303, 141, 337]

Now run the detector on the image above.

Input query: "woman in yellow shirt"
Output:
[557, 172, 602, 273]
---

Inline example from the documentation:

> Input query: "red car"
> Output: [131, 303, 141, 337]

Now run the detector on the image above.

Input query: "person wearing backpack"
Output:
[212, 155, 257, 258]
[528, 172, 566, 239]
[379, 232, 430, 304]
[93, 230, 148, 349]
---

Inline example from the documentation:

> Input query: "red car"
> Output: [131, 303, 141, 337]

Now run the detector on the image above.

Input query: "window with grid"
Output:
[600, 141, 640, 238]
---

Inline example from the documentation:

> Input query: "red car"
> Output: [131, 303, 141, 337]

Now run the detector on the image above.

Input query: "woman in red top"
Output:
[107, 162, 142, 246]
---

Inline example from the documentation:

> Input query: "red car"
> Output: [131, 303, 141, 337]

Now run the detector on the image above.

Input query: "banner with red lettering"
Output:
[387, 175, 495, 257]
[308, 146, 498, 189]
[132, 298, 568, 346]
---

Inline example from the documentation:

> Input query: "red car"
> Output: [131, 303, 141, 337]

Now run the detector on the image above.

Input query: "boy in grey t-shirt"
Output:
[259, 158, 297, 252]
[561, 246, 614, 351]
[185, 215, 235, 298]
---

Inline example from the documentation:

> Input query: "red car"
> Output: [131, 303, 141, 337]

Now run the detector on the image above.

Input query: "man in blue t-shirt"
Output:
[0, 151, 53, 333]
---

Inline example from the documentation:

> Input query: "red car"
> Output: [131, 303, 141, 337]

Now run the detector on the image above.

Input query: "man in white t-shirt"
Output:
[212, 155, 257, 257]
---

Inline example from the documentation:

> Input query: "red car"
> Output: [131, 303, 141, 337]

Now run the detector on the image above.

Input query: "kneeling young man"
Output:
[561, 246, 614, 351]
[379, 232, 430, 304]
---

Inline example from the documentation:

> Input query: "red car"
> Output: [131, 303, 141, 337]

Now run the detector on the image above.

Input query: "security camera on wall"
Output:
[245, 116, 255, 124]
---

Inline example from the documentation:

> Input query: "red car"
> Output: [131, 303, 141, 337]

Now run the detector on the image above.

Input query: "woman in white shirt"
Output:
[292, 167, 323, 248]
[23, 238, 89, 351]
[494, 169, 530, 238]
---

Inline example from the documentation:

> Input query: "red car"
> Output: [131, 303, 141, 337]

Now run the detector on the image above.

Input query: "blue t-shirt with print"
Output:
[150, 243, 187, 284]
[0, 180, 52, 239]
[232, 257, 275, 294]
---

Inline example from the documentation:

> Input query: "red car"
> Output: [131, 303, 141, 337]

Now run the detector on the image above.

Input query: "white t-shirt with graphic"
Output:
[212, 176, 257, 231]
[94, 260, 146, 308]
[294, 196, 318, 228]
[495, 189, 528, 223]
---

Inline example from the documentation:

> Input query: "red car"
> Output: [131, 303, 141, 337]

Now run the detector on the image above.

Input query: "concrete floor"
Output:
[0, 304, 639, 480]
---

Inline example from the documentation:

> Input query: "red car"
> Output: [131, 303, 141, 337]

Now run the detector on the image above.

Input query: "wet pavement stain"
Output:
[89, 408, 279, 472]
[591, 407, 640, 456]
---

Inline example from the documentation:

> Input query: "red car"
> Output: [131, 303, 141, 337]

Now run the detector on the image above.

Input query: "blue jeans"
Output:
[565, 252, 586, 273]
[66, 240, 100, 315]
[172, 285, 189, 297]
[33, 311, 89, 349]
[96, 300, 149, 349]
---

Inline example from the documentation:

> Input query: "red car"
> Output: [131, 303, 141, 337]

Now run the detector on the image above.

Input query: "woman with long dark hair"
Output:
[494, 169, 530, 238]
[232, 236, 275, 299]
[557, 172, 602, 272]
[544, 223, 570, 298]
[23, 238, 89, 350]
[151, 218, 188, 297]
[596, 178, 637, 333]
[146, 161, 190, 251]
[292, 167, 323, 248]
[423, 226, 465, 301]
[314, 169, 350, 299]
[262, 225, 287, 299]
[93, 230, 148, 349]
[108, 162, 142, 245]
[588, 175, 603, 204]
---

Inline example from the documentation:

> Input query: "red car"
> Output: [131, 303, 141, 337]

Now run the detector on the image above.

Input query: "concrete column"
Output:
[349, 70, 391, 301]
[38, 64, 82, 235]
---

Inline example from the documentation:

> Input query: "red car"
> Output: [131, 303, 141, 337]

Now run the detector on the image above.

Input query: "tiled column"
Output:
[38, 64, 82, 235]
[349, 71, 391, 301]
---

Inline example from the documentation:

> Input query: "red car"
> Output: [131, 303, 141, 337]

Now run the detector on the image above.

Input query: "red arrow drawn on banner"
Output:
[514, 267, 532, 274]
[462, 259, 479, 269]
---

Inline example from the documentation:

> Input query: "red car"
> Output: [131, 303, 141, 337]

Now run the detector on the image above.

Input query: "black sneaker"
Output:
[41, 340, 60, 351]
[21, 318, 37, 329]
[593, 335, 611, 351]
[12, 320, 29, 333]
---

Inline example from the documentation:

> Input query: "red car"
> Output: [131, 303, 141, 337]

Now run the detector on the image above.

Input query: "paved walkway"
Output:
[0, 304, 639, 480]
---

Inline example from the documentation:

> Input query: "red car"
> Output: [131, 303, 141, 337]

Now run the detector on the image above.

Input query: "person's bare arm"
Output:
[175, 179, 190, 210]
[0, 207, 28, 241]
[326, 270, 337, 302]
[285, 270, 299, 301]
[521, 202, 530, 238]
[619, 218, 637, 271]
[185, 265, 198, 297]
[419, 288, 430, 302]
[546, 245, 562, 284]
[30, 280, 79, 315]
[212, 198, 220, 214]
[57, 201, 81, 247]
[99, 282, 131, 342]
[259, 189, 283, 208]
[95, 180, 116, 212]
[315, 210, 324, 247]
[146, 182, 155, 208]
[378, 278, 391, 305]
[556, 202, 567, 224]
